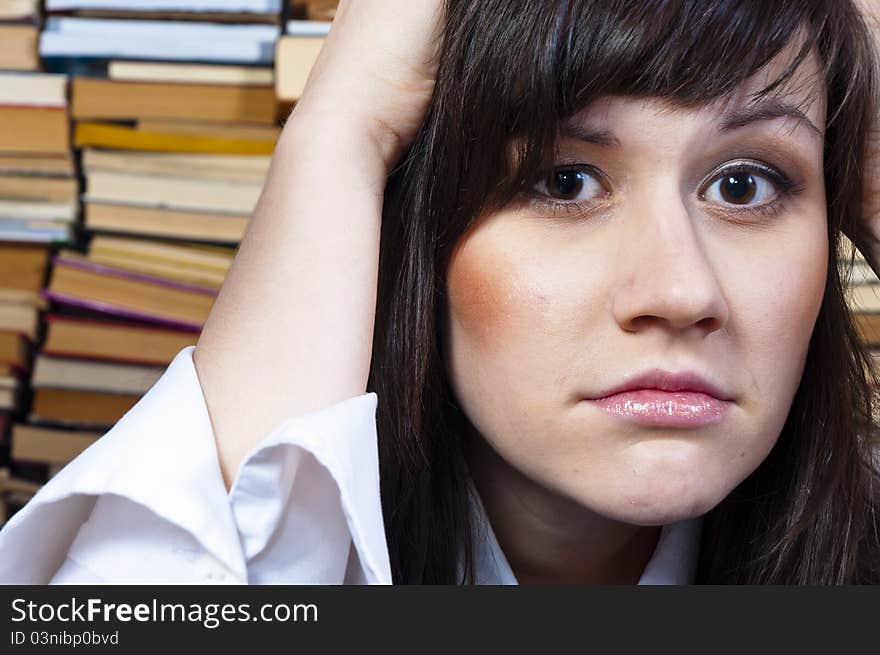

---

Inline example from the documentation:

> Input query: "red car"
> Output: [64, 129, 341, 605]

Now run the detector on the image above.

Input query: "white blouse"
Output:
[0, 346, 702, 584]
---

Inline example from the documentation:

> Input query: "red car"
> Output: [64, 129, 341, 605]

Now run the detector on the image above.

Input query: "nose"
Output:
[611, 187, 729, 336]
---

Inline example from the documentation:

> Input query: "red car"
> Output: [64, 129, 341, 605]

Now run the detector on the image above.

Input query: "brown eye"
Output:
[549, 170, 586, 199]
[702, 163, 782, 209]
[533, 166, 606, 202]
[718, 173, 757, 204]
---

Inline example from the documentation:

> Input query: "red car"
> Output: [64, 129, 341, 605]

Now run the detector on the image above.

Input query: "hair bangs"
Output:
[462, 0, 844, 209]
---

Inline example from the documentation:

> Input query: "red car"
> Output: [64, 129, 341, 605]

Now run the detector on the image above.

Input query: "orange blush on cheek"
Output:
[446, 223, 556, 355]
[446, 235, 513, 349]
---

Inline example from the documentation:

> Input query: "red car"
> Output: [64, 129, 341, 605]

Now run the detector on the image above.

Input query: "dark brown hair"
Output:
[369, 0, 880, 583]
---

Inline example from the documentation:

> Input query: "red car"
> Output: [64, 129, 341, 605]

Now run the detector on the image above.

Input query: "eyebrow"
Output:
[717, 99, 822, 138]
[558, 123, 621, 148]
[559, 98, 822, 147]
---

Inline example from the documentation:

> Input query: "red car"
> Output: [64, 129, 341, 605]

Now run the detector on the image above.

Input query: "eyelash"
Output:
[525, 160, 804, 220]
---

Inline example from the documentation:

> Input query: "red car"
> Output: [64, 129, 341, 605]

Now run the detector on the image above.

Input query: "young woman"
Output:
[1, 0, 879, 584]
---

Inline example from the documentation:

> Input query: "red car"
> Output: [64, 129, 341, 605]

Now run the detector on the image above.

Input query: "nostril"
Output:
[696, 315, 722, 332]
[622, 315, 662, 333]
[619, 310, 726, 335]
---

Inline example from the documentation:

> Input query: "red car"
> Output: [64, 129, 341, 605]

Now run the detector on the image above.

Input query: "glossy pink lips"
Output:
[590, 389, 729, 427]
[585, 368, 733, 427]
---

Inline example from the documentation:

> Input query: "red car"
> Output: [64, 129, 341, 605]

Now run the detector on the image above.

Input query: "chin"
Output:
[568, 444, 748, 526]
[597, 489, 721, 527]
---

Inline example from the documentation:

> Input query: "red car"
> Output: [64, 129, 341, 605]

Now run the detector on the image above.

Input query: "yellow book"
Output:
[85, 252, 227, 289]
[83, 202, 248, 244]
[11, 425, 101, 467]
[87, 235, 233, 289]
[136, 119, 280, 142]
[82, 148, 269, 185]
[0, 24, 38, 71]
[0, 175, 77, 202]
[74, 122, 276, 155]
[108, 61, 274, 87]
[89, 235, 233, 274]
[72, 77, 278, 124]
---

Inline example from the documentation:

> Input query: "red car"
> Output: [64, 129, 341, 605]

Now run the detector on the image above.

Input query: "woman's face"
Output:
[443, 50, 828, 526]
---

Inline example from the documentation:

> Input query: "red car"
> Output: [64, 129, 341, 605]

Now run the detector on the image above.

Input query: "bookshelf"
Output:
[0, 0, 336, 525]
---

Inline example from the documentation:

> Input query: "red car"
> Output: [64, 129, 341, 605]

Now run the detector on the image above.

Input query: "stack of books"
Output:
[0, 0, 284, 520]
[22, 0, 273, 437]
[0, 243, 48, 447]
[7, 232, 232, 506]
[40, 0, 283, 243]
[6, 236, 233, 511]
[0, 2, 76, 517]
[0, 0, 41, 72]
[44, 235, 231, 331]
[0, 71, 75, 244]
[0, 1, 339, 524]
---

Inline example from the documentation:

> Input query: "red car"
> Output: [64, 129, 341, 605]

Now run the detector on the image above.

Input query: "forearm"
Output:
[193, 113, 387, 489]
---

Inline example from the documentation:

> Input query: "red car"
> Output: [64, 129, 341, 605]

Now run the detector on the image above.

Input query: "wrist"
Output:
[283, 94, 406, 177]
[276, 108, 393, 201]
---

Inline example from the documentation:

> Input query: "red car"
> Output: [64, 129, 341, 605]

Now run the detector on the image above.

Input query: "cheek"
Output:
[445, 226, 556, 355]
[444, 219, 571, 432]
[445, 236, 514, 349]
[734, 217, 828, 402]
[728, 203, 828, 415]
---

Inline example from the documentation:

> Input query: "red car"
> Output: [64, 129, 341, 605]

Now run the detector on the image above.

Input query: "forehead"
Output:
[568, 38, 827, 138]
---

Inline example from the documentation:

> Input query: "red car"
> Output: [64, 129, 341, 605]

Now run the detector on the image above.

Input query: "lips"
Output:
[586, 369, 733, 427]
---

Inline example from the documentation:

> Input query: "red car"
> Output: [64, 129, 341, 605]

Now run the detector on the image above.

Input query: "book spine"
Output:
[45, 312, 200, 334]
[42, 290, 206, 331]
[52, 255, 219, 295]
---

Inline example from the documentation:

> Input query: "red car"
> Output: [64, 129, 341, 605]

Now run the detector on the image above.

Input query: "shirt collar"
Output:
[469, 490, 703, 585]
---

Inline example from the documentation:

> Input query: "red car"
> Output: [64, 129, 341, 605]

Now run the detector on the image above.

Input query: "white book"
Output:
[45, 0, 280, 11]
[108, 61, 273, 86]
[0, 200, 76, 222]
[82, 149, 270, 184]
[84, 170, 262, 215]
[40, 18, 280, 64]
[83, 148, 271, 173]
[0, 72, 68, 107]
[0, 0, 39, 20]
[0, 218, 72, 243]
[43, 16, 279, 38]
[286, 20, 332, 36]
[32, 355, 165, 395]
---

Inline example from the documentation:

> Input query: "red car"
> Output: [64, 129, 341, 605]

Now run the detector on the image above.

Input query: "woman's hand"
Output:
[194, 0, 445, 488]
[292, 0, 444, 171]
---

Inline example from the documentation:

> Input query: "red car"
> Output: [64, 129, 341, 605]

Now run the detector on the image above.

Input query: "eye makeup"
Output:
[697, 159, 806, 221]
[521, 154, 808, 223]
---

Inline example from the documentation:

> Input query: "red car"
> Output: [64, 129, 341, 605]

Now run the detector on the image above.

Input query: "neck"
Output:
[467, 434, 660, 585]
